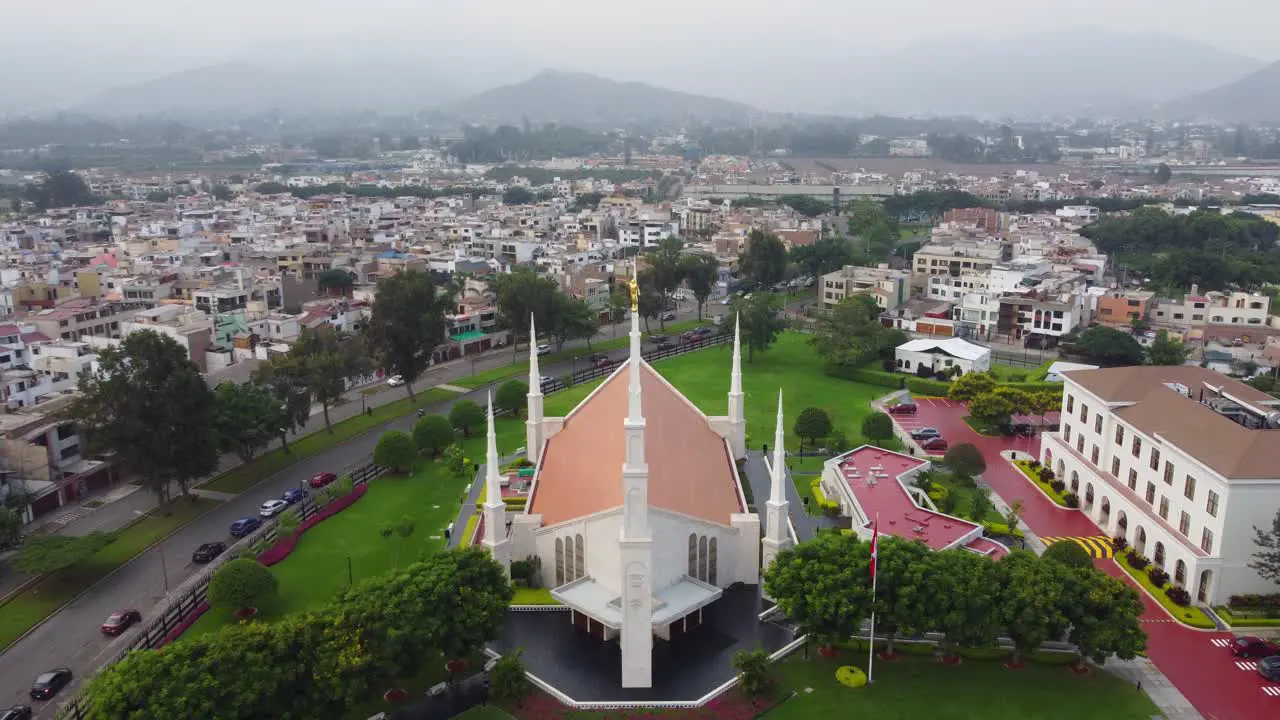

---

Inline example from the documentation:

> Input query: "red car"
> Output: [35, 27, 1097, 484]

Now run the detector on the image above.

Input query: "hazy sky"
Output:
[4, 0, 1275, 68]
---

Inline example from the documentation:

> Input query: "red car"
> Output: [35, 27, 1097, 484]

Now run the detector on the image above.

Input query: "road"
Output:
[892, 398, 1277, 720]
[0, 300, 726, 717]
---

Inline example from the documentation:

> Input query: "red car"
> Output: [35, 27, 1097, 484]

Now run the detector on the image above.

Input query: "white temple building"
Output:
[478, 307, 791, 688]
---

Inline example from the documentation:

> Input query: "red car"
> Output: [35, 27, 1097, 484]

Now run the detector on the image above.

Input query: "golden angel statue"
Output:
[626, 270, 640, 312]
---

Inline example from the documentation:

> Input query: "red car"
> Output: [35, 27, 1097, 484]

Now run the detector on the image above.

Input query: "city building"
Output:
[1041, 365, 1280, 606]
[819, 264, 910, 310]
[894, 337, 992, 375]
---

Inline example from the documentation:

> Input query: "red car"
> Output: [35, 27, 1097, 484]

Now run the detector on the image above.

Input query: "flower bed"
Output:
[156, 601, 210, 648]
[1012, 459, 1071, 507]
[1113, 549, 1215, 629]
[507, 689, 775, 720]
[258, 483, 369, 567]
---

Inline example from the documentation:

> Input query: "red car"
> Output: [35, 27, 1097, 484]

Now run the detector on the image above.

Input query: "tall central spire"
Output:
[526, 313, 545, 464]
[628, 296, 643, 422]
[482, 391, 510, 574]
[761, 388, 792, 587]
[770, 389, 786, 503]
[618, 270, 653, 689]
[725, 313, 746, 458]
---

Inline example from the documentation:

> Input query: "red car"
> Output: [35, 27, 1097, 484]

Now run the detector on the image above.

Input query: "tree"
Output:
[1250, 508, 1280, 586]
[449, 400, 485, 438]
[0, 506, 20, 548]
[1154, 163, 1172, 184]
[607, 289, 629, 327]
[14, 532, 115, 574]
[416, 547, 514, 662]
[968, 489, 995, 523]
[870, 538, 932, 655]
[549, 294, 600, 350]
[495, 380, 528, 417]
[790, 238, 855, 278]
[943, 443, 986, 479]
[645, 237, 685, 316]
[948, 372, 996, 402]
[730, 293, 785, 362]
[208, 558, 278, 612]
[213, 382, 283, 464]
[23, 170, 96, 210]
[317, 268, 355, 297]
[413, 414, 455, 458]
[738, 229, 788, 287]
[211, 184, 234, 201]
[1060, 566, 1146, 664]
[70, 330, 219, 506]
[764, 533, 873, 646]
[1071, 325, 1144, 367]
[1146, 330, 1189, 366]
[269, 327, 372, 432]
[490, 268, 561, 360]
[861, 411, 895, 445]
[991, 386, 1032, 418]
[366, 270, 452, 399]
[1004, 499, 1025, 537]
[997, 552, 1069, 665]
[809, 295, 906, 368]
[731, 649, 773, 699]
[374, 430, 418, 474]
[502, 186, 537, 205]
[490, 649, 531, 706]
[793, 407, 833, 454]
[443, 443, 468, 476]
[966, 392, 1014, 426]
[680, 253, 719, 320]
[253, 363, 313, 453]
[903, 550, 1001, 658]
[1042, 539, 1094, 570]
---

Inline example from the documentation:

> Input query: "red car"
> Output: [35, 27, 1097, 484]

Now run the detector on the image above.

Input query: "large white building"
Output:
[894, 337, 992, 376]
[476, 312, 788, 688]
[1041, 366, 1280, 606]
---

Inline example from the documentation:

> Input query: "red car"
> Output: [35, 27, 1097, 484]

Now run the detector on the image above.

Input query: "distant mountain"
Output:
[79, 61, 465, 117]
[452, 70, 759, 127]
[1158, 61, 1280, 122]
[648, 28, 1265, 118]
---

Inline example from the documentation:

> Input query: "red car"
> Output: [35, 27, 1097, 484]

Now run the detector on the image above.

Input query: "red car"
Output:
[100, 609, 141, 636]
[920, 436, 948, 452]
[309, 471, 337, 489]
[886, 402, 917, 415]
[1231, 636, 1280, 658]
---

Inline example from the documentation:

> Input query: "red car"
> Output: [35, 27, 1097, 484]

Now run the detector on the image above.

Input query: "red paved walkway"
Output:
[893, 397, 1280, 720]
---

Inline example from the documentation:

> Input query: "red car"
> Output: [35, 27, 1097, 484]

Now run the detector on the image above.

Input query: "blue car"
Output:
[229, 517, 261, 538]
[281, 488, 306, 505]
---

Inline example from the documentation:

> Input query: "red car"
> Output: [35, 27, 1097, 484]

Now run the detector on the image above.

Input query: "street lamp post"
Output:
[159, 545, 170, 594]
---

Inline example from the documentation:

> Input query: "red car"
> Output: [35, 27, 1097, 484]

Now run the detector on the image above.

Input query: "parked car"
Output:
[309, 471, 337, 489]
[191, 541, 226, 564]
[1231, 636, 1280, 658]
[886, 402, 917, 415]
[1257, 654, 1280, 681]
[588, 353, 614, 368]
[720, 297, 732, 305]
[282, 487, 306, 505]
[29, 669, 72, 701]
[909, 427, 941, 439]
[653, 338, 674, 350]
[259, 499, 289, 518]
[660, 311, 677, 321]
[0, 705, 32, 720]
[539, 375, 559, 392]
[536, 344, 551, 356]
[229, 517, 262, 538]
[920, 437, 949, 452]
[647, 334, 667, 344]
[100, 609, 142, 636]
[386, 375, 404, 387]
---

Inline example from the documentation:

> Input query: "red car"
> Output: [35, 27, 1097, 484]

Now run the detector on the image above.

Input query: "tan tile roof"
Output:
[528, 362, 743, 527]
[1063, 365, 1279, 406]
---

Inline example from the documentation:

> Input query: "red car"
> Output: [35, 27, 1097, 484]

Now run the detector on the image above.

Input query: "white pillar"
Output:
[526, 314, 545, 464]
[619, 307, 653, 688]
[482, 392, 511, 574]
[761, 390, 792, 584]
[726, 314, 746, 458]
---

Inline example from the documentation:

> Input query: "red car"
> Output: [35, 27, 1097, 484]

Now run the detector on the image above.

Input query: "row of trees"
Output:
[1061, 326, 1190, 368]
[83, 549, 512, 719]
[950, 373, 1061, 428]
[765, 533, 1146, 665]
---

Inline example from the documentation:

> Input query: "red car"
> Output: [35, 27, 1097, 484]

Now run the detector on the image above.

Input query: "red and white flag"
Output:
[869, 520, 879, 580]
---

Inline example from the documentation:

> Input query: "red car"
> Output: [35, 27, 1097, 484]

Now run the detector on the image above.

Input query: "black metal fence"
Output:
[544, 330, 733, 393]
[55, 461, 385, 720]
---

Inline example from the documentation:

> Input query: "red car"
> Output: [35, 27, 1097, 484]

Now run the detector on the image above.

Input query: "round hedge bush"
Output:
[835, 665, 867, 689]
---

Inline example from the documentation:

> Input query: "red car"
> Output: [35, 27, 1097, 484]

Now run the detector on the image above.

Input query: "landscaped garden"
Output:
[766, 649, 1160, 720]
[1011, 458, 1074, 508]
[0, 497, 218, 649]
[1113, 547, 1216, 629]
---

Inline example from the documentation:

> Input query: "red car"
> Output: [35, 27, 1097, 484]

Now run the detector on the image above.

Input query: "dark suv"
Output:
[1257, 654, 1280, 681]
[0, 706, 32, 720]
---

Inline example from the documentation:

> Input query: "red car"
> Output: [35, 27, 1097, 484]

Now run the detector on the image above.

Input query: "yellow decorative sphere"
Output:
[836, 665, 867, 688]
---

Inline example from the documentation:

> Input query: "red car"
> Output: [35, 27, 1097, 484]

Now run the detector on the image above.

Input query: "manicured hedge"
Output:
[823, 363, 904, 389]
[905, 376, 952, 396]
[258, 483, 370, 567]
[503, 497, 527, 509]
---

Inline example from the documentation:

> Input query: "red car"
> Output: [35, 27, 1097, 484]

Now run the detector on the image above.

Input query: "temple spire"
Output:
[525, 314, 545, 464]
[619, 268, 653, 689]
[731, 313, 743, 396]
[485, 390, 501, 497]
[528, 313, 540, 381]
[761, 387, 792, 587]
[770, 389, 786, 504]
[725, 312, 746, 458]
[482, 391, 510, 573]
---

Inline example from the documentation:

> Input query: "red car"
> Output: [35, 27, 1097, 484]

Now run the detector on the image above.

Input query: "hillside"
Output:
[1158, 60, 1280, 122]
[452, 70, 758, 127]
[79, 61, 463, 117]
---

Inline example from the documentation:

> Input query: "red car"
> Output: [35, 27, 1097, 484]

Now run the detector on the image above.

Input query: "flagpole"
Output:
[868, 514, 879, 684]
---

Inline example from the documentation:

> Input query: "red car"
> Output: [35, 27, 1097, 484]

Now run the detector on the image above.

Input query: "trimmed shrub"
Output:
[495, 380, 529, 416]
[1228, 593, 1280, 610]
[1042, 539, 1093, 569]
[905, 376, 952, 396]
[1062, 492, 1080, 508]
[1147, 567, 1170, 587]
[835, 665, 867, 688]
[413, 414, 455, 457]
[1166, 586, 1192, 606]
[1050, 479, 1066, 494]
[981, 521, 1025, 538]
[1038, 468, 1056, 482]
[208, 558, 278, 612]
[1111, 535, 1128, 552]
[823, 364, 904, 389]
[1127, 552, 1150, 571]
[374, 430, 417, 474]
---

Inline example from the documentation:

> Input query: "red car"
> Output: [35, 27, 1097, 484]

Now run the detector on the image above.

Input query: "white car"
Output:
[386, 375, 404, 387]
[259, 499, 289, 518]
[536, 345, 551, 356]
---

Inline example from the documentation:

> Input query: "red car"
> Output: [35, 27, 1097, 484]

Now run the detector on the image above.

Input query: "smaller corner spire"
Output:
[528, 313, 540, 384]
[485, 390, 500, 487]
[730, 313, 743, 395]
[770, 389, 786, 503]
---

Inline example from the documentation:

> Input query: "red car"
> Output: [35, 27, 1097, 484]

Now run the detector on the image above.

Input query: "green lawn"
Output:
[0, 497, 217, 649]
[929, 473, 1004, 525]
[452, 319, 709, 390]
[769, 652, 1160, 720]
[202, 388, 456, 494]
[454, 709, 516, 720]
[511, 587, 558, 605]
[1011, 459, 1071, 507]
[961, 415, 1003, 437]
[1114, 550, 1216, 629]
